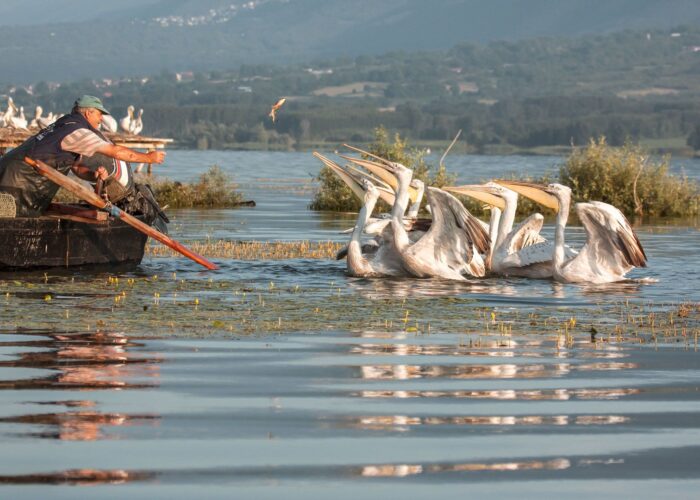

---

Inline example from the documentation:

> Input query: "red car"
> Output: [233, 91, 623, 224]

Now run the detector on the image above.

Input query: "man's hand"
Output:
[95, 166, 109, 181]
[147, 151, 166, 164]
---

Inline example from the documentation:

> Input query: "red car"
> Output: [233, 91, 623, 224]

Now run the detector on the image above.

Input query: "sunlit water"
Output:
[1, 151, 699, 498]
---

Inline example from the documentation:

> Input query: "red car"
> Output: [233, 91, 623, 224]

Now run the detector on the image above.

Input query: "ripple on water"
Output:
[0, 330, 699, 494]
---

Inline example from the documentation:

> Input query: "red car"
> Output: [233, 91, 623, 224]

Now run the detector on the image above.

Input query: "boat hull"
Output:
[0, 216, 149, 270]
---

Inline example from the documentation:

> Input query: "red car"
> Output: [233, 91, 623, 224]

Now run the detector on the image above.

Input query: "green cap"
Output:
[74, 95, 110, 115]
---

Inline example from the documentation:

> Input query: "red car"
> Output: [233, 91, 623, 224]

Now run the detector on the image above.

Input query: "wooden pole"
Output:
[24, 156, 218, 270]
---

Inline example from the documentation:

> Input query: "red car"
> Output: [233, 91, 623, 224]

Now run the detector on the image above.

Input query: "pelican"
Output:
[446, 182, 576, 278]
[120, 105, 134, 133]
[347, 179, 388, 277]
[497, 181, 647, 284]
[101, 113, 118, 133]
[8, 106, 28, 130]
[1, 99, 15, 127]
[314, 151, 425, 235]
[28, 106, 43, 129]
[341, 144, 429, 216]
[269, 97, 286, 123]
[37, 111, 55, 129]
[130, 108, 143, 135]
[382, 159, 489, 280]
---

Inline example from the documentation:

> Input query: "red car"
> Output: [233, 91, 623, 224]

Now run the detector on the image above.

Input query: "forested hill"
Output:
[5, 24, 699, 153]
[2, 0, 700, 83]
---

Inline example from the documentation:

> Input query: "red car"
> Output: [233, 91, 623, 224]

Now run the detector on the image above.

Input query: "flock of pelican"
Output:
[0, 97, 144, 135]
[314, 146, 648, 284]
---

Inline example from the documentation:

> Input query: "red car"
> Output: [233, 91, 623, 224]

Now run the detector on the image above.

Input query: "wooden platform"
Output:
[0, 127, 173, 155]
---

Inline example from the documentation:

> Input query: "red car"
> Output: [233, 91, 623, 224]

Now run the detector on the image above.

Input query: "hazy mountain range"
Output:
[1, 0, 700, 83]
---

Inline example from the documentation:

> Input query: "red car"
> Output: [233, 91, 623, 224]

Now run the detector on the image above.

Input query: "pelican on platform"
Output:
[130, 108, 143, 135]
[120, 105, 134, 133]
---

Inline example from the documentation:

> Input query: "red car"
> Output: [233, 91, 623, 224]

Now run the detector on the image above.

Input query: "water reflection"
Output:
[346, 331, 639, 401]
[343, 414, 629, 432]
[347, 277, 519, 299]
[360, 458, 571, 477]
[0, 331, 160, 442]
[0, 469, 152, 485]
[0, 331, 160, 390]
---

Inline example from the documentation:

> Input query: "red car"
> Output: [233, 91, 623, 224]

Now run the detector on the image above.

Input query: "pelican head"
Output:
[361, 178, 380, 204]
[444, 182, 507, 210]
[494, 180, 564, 211]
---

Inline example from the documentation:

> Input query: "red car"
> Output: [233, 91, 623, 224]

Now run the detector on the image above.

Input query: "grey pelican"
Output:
[497, 181, 647, 283]
[384, 160, 489, 280]
[120, 105, 134, 133]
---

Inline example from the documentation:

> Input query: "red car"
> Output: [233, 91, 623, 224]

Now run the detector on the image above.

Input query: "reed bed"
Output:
[1, 272, 698, 347]
[146, 240, 344, 260]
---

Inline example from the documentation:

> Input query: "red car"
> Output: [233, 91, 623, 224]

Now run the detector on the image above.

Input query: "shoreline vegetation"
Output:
[55, 165, 246, 209]
[311, 129, 700, 218]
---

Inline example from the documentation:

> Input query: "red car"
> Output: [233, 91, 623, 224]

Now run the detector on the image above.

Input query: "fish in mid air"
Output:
[269, 97, 286, 123]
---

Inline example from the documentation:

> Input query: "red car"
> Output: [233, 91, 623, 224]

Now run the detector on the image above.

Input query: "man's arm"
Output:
[96, 143, 165, 164]
[71, 164, 109, 182]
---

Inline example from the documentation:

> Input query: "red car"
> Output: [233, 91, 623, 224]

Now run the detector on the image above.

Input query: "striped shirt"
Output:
[60, 129, 110, 157]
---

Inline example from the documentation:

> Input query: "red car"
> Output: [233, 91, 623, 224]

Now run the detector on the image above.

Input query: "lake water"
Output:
[0, 151, 699, 498]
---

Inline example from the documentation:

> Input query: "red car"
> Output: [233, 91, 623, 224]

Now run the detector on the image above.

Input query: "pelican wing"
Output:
[406, 188, 488, 278]
[574, 201, 647, 269]
[503, 213, 547, 254]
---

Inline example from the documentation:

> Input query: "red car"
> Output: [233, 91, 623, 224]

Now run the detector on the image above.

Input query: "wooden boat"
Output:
[0, 204, 151, 270]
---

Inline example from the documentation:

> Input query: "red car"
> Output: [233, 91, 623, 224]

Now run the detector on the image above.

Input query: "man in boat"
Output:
[80, 151, 170, 234]
[0, 95, 165, 217]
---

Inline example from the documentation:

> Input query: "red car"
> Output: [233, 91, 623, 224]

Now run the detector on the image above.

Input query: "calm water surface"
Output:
[1, 151, 699, 498]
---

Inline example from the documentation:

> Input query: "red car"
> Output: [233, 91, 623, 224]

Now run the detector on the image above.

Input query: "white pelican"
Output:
[28, 106, 43, 129]
[347, 179, 388, 277]
[8, 105, 28, 130]
[1, 99, 15, 127]
[447, 182, 576, 278]
[385, 160, 489, 280]
[101, 113, 118, 133]
[314, 151, 425, 236]
[120, 105, 134, 133]
[341, 144, 429, 216]
[130, 108, 143, 135]
[497, 181, 647, 284]
[37, 111, 55, 129]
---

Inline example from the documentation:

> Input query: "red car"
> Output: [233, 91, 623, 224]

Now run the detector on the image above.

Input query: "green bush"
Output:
[310, 126, 456, 212]
[147, 165, 244, 209]
[560, 137, 699, 217]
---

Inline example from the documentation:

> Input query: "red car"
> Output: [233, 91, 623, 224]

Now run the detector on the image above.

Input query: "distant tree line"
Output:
[3, 25, 700, 152]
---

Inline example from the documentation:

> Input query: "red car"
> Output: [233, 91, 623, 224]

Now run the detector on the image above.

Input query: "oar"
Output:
[24, 156, 218, 270]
